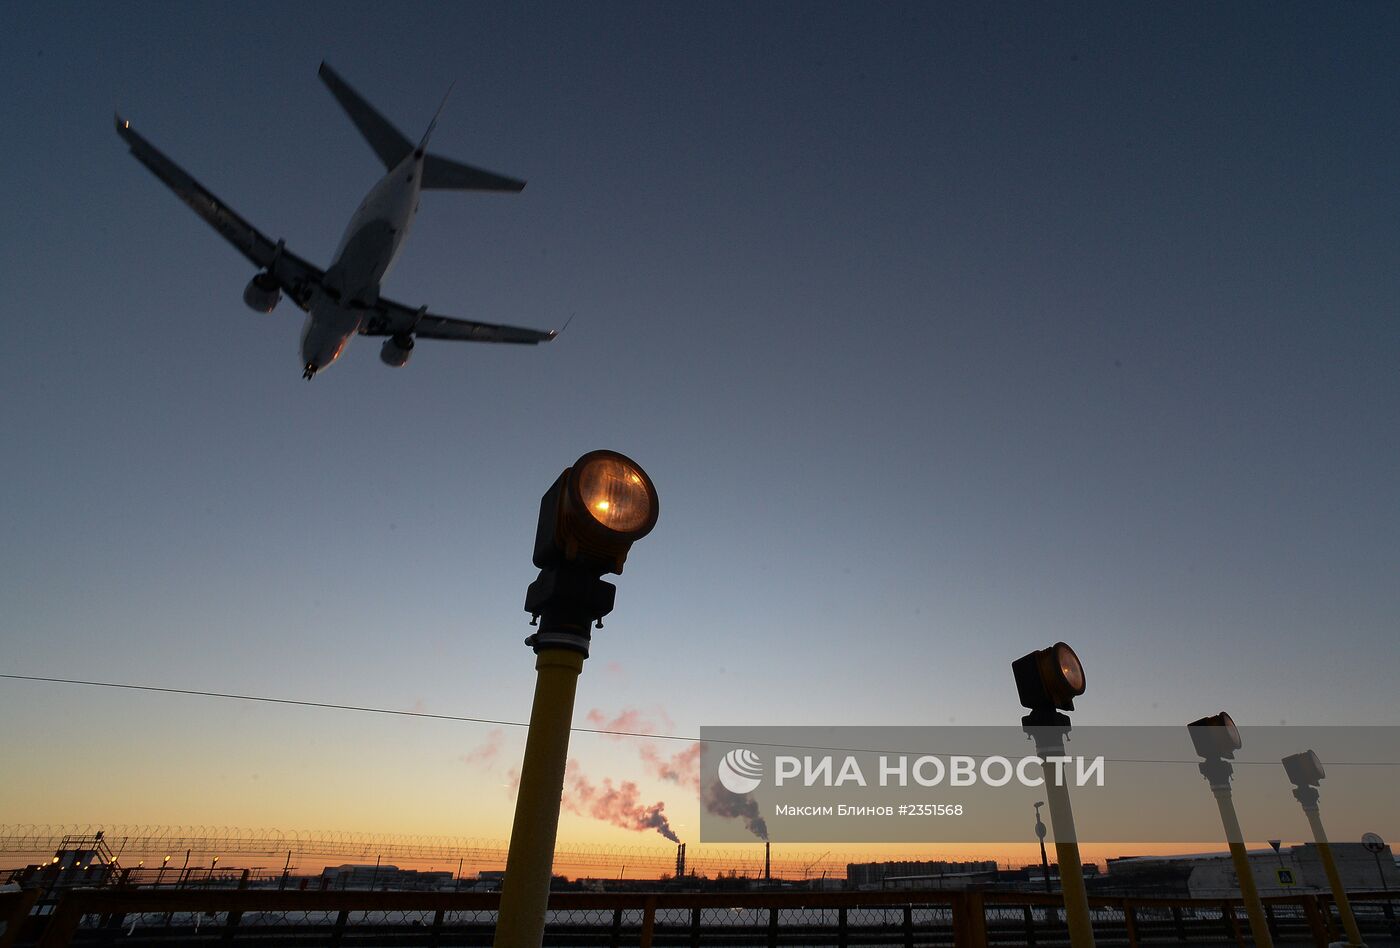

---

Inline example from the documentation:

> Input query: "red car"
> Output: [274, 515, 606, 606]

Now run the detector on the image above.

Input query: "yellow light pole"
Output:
[492, 451, 659, 948]
[1037, 729, 1096, 948]
[493, 647, 586, 948]
[1189, 713, 1273, 948]
[1013, 641, 1095, 948]
[1283, 750, 1365, 947]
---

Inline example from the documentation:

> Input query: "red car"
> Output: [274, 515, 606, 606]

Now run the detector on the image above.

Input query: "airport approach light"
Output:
[1011, 641, 1094, 948]
[1187, 711, 1242, 761]
[525, 450, 659, 649]
[496, 451, 659, 948]
[1188, 712, 1274, 948]
[1013, 641, 1086, 719]
[1281, 749, 1325, 788]
[531, 450, 658, 575]
[1282, 750, 1364, 946]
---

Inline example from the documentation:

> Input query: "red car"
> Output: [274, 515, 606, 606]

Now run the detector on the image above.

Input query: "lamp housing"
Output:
[1188, 711, 1242, 760]
[1013, 641, 1086, 712]
[1282, 749, 1325, 787]
[532, 450, 658, 576]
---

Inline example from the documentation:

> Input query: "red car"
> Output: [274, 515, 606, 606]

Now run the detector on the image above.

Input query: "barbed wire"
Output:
[0, 824, 1034, 877]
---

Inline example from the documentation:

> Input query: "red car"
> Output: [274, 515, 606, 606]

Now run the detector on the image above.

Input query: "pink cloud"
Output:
[584, 706, 674, 737]
[459, 728, 506, 768]
[638, 741, 701, 791]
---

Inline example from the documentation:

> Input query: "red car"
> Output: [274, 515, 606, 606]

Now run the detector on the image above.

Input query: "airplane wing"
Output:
[114, 114, 324, 310]
[361, 297, 558, 345]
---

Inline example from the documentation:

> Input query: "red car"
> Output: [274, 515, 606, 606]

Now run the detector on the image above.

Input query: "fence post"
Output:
[769, 907, 780, 948]
[838, 907, 849, 948]
[639, 896, 657, 948]
[219, 904, 242, 944]
[1222, 900, 1245, 948]
[329, 909, 349, 947]
[1300, 895, 1328, 948]
[1122, 900, 1138, 948]
[903, 905, 913, 948]
[217, 869, 252, 943]
[0, 889, 40, 948]
[37, 892, 85, 948]
[1319, 894, 1339, 943]
[610, 908, 623, 948]
[1023, 905, 1037, 947]
[98, 897, 126, 945]
[1171, 905, 1186, 942]
[429, 908, 445, 948]
[967, 894, 987, 948]
[690, 906, 701, 948]
[952, 893, 987, 948]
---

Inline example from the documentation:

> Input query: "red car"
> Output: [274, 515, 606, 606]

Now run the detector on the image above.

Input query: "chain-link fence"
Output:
[3, 887, 1397, 947]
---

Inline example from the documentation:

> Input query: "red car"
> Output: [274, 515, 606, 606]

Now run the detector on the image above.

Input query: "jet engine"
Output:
[380, 333, 414, 367]
[242, 272, 281, 313]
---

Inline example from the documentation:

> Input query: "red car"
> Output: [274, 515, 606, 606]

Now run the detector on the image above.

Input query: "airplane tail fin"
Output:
[319, 61, 525, 191]
[415, 78, 525, 191]
[421, 154, 525, 192]
[318, 62, 413, 169]
[417, 81, 455, 152]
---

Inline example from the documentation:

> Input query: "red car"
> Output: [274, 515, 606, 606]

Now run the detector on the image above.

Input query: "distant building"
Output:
[473, 870, 505, 892]
[881, 869, 1001, 890]
[846, 860, 999, 890]
[1098, 842, 1397, 898]
[1015, 862, 1100, 889]
[1292, 843, 1398, 894]
[320, 864, 454, 891]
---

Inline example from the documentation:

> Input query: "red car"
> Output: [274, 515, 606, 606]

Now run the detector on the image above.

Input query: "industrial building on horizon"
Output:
[5, 832, 1396, 898]
[1099, 842, 1397, 899]
[847, 860, 1000, 890]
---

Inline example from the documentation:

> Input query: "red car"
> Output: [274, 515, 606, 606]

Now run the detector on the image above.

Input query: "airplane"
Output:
[115, 62, 557, 379]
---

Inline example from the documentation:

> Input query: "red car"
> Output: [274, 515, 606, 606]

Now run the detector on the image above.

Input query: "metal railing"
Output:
[2, 887, 1396, 947]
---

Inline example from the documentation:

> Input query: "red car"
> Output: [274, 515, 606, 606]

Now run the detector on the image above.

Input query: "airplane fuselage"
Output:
[117, 61, 548, 378]
[300, 150, 425, 376]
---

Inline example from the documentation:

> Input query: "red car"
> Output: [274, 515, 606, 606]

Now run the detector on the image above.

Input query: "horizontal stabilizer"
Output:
[318, 62, 413, 170]
[422, 153, 525, 192]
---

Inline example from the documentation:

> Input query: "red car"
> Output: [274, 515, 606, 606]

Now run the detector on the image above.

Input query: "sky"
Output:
[1, 2, 1398, 863]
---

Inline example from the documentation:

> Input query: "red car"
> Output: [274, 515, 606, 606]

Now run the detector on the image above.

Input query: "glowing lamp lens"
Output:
[1221, 712, 1241, 750]
[1055, 642, 1085, 694]
[578, 457, 653, 533]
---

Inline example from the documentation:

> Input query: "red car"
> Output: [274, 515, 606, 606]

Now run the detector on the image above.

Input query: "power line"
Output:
[2, 674, 1396, 766]
[0, 673, 669, 740]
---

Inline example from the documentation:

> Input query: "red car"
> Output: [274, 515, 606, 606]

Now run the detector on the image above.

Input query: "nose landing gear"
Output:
[303, 362, 318, 380]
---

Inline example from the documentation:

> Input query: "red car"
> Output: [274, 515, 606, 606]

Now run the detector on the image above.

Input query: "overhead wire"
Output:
[2, 674, 1396, 766]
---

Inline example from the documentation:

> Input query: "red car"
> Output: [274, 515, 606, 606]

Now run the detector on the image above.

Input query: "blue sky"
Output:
[1, 2, 1397, 842]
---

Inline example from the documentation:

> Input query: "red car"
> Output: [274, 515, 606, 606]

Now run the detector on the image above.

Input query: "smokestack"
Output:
[676, 843, 686, 878]
[765, 841, 771, 881]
